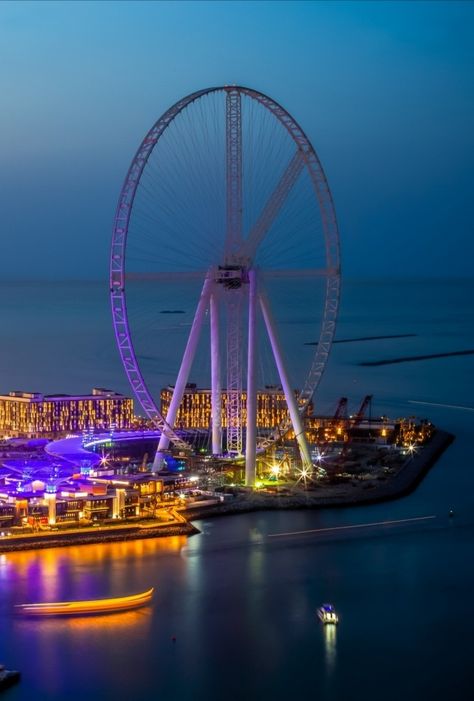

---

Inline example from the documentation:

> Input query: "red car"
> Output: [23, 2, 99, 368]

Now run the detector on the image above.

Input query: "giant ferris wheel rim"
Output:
[110, 85, 341, 449]
[110, 84, 340, 287]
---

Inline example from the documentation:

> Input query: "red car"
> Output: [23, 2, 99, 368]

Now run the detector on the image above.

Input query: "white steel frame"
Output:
[110, 86, 341, 482]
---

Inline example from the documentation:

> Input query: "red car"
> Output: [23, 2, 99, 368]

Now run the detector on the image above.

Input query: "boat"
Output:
[15, 587, 154, 617]
[0, 665, 21, 691]
[317, 603, 339, 624]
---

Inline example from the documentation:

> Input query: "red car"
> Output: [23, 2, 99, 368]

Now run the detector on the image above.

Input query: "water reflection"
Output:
[13, 605, 154, 696]
[15, 606, 153, 633]
[2, 536, 186, 606]
[323, 624, 337, 673]
[5, 535, 185, 572]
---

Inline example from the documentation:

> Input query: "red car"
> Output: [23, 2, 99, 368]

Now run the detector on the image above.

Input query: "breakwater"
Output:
[182, 430, 454, 520]
[360, 350, 474, 366]
[305, 333, 417, 345]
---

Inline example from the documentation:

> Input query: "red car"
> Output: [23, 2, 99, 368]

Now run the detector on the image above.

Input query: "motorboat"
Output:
[15, 587, 154, 617]
[317, 603, 339, 624]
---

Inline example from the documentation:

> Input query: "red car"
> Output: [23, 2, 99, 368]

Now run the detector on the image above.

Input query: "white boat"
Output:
[317, 603, 339, 624]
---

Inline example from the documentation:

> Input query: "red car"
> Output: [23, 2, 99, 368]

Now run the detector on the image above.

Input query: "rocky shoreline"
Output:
[182, 429, 454, 520]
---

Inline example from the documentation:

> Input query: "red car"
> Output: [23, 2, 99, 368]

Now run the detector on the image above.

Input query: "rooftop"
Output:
[0, 388, 128, 402]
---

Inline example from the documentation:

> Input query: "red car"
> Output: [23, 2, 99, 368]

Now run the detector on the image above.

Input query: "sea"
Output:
[0, 277, 473, 701]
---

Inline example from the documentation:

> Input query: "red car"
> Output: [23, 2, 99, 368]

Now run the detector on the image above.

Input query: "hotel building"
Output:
[0, 388, 133, 438]
[160, 384, 313, 430]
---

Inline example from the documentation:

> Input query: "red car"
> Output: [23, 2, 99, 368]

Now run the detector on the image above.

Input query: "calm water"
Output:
[1, 278, 474, 700]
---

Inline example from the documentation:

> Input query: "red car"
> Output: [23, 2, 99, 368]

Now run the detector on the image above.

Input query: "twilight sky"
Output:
[1, 0, 473, 279]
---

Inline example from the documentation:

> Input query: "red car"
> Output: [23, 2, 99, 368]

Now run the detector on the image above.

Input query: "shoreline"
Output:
[182, 429, 454, 519]
[0, 521, 199, 553]
[0, 430, 453, 552]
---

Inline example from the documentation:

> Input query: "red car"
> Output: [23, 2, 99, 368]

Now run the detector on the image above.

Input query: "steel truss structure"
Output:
[110, 86, 341, 483]
[225, 89, 244, 455]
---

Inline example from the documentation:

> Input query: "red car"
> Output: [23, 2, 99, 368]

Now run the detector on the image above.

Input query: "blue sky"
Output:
[1, 0, 473, 279]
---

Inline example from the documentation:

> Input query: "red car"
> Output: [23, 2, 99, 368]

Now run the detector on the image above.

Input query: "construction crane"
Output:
[351, 394, 373, 425]
[317, 397, 348, 459]
[340, 394, 373, 458]
[334, 396, 349, 421]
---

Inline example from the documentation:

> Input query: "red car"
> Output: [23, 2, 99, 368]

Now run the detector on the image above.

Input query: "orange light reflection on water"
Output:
[16, 606, 153, 633]
[3, 535, 186, 602]
[64, 606, 153, 631]
[5, 535, 185, 572]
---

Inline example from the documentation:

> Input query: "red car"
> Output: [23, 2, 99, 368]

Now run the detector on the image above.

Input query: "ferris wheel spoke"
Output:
[125, 271, 207, 282]
[242, 150, 304, 262]
[262, 267, 337, 279]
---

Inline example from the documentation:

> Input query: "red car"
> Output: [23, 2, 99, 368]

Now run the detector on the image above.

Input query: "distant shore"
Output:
[305, 333, 417, 345]
[360, 350, 474, 366]
[0, 430, 453, 553]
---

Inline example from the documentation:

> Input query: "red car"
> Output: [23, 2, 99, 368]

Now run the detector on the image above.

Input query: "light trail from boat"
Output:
[409, 400, 474, 412]
[15, 588, 154, 616]
[267, 515, 437, 538]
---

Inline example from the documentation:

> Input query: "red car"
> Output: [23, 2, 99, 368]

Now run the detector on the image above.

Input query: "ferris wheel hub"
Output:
[216, 265, 249, 289]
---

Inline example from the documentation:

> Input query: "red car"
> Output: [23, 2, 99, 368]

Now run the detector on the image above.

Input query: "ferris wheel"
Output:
[110, 86, 340, 485]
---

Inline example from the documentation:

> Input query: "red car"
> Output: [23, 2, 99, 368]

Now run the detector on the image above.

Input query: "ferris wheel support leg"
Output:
[259, 290, 312, 470]
[226, 289, 243, 454]
[210, 291, 222, 455]
[155, 276, 213, 459]
[245, 269, 258, 487]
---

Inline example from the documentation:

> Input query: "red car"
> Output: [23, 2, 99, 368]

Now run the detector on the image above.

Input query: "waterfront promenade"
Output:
[0, 509, 198, 553]
[0, 430, 452, 552]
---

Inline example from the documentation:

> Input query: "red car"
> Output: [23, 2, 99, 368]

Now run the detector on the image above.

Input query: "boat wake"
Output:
[409, 400, 474, 412]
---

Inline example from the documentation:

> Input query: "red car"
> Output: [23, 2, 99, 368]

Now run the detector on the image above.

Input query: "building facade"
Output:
[160, 384, 313, 430]
[0, 388, 134, 438]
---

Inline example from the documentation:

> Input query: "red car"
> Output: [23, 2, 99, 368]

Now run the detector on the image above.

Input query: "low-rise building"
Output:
[0, 388, 134, 438]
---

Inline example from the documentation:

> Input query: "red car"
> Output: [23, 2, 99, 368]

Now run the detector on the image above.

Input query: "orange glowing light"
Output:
[15, 587, 154, 616]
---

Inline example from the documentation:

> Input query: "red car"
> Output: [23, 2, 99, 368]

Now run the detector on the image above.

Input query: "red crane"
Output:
[351, 394, 373, 425]
[317, 397, 348, 458]
[340, 394, 373, 457]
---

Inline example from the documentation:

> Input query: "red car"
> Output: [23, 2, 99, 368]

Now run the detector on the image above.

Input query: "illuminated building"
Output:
[0, 388, 133, 438]
[160, 384, 313, 430]
[160, 385, 399, 446]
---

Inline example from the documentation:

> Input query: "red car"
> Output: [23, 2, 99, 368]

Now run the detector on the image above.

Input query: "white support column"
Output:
[245, 270, 258, 486]
[259, 290, 312, 469]
[225, 288, 243, 455]
[210, 290, 222, 455]
[155, 276, 213, 460]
